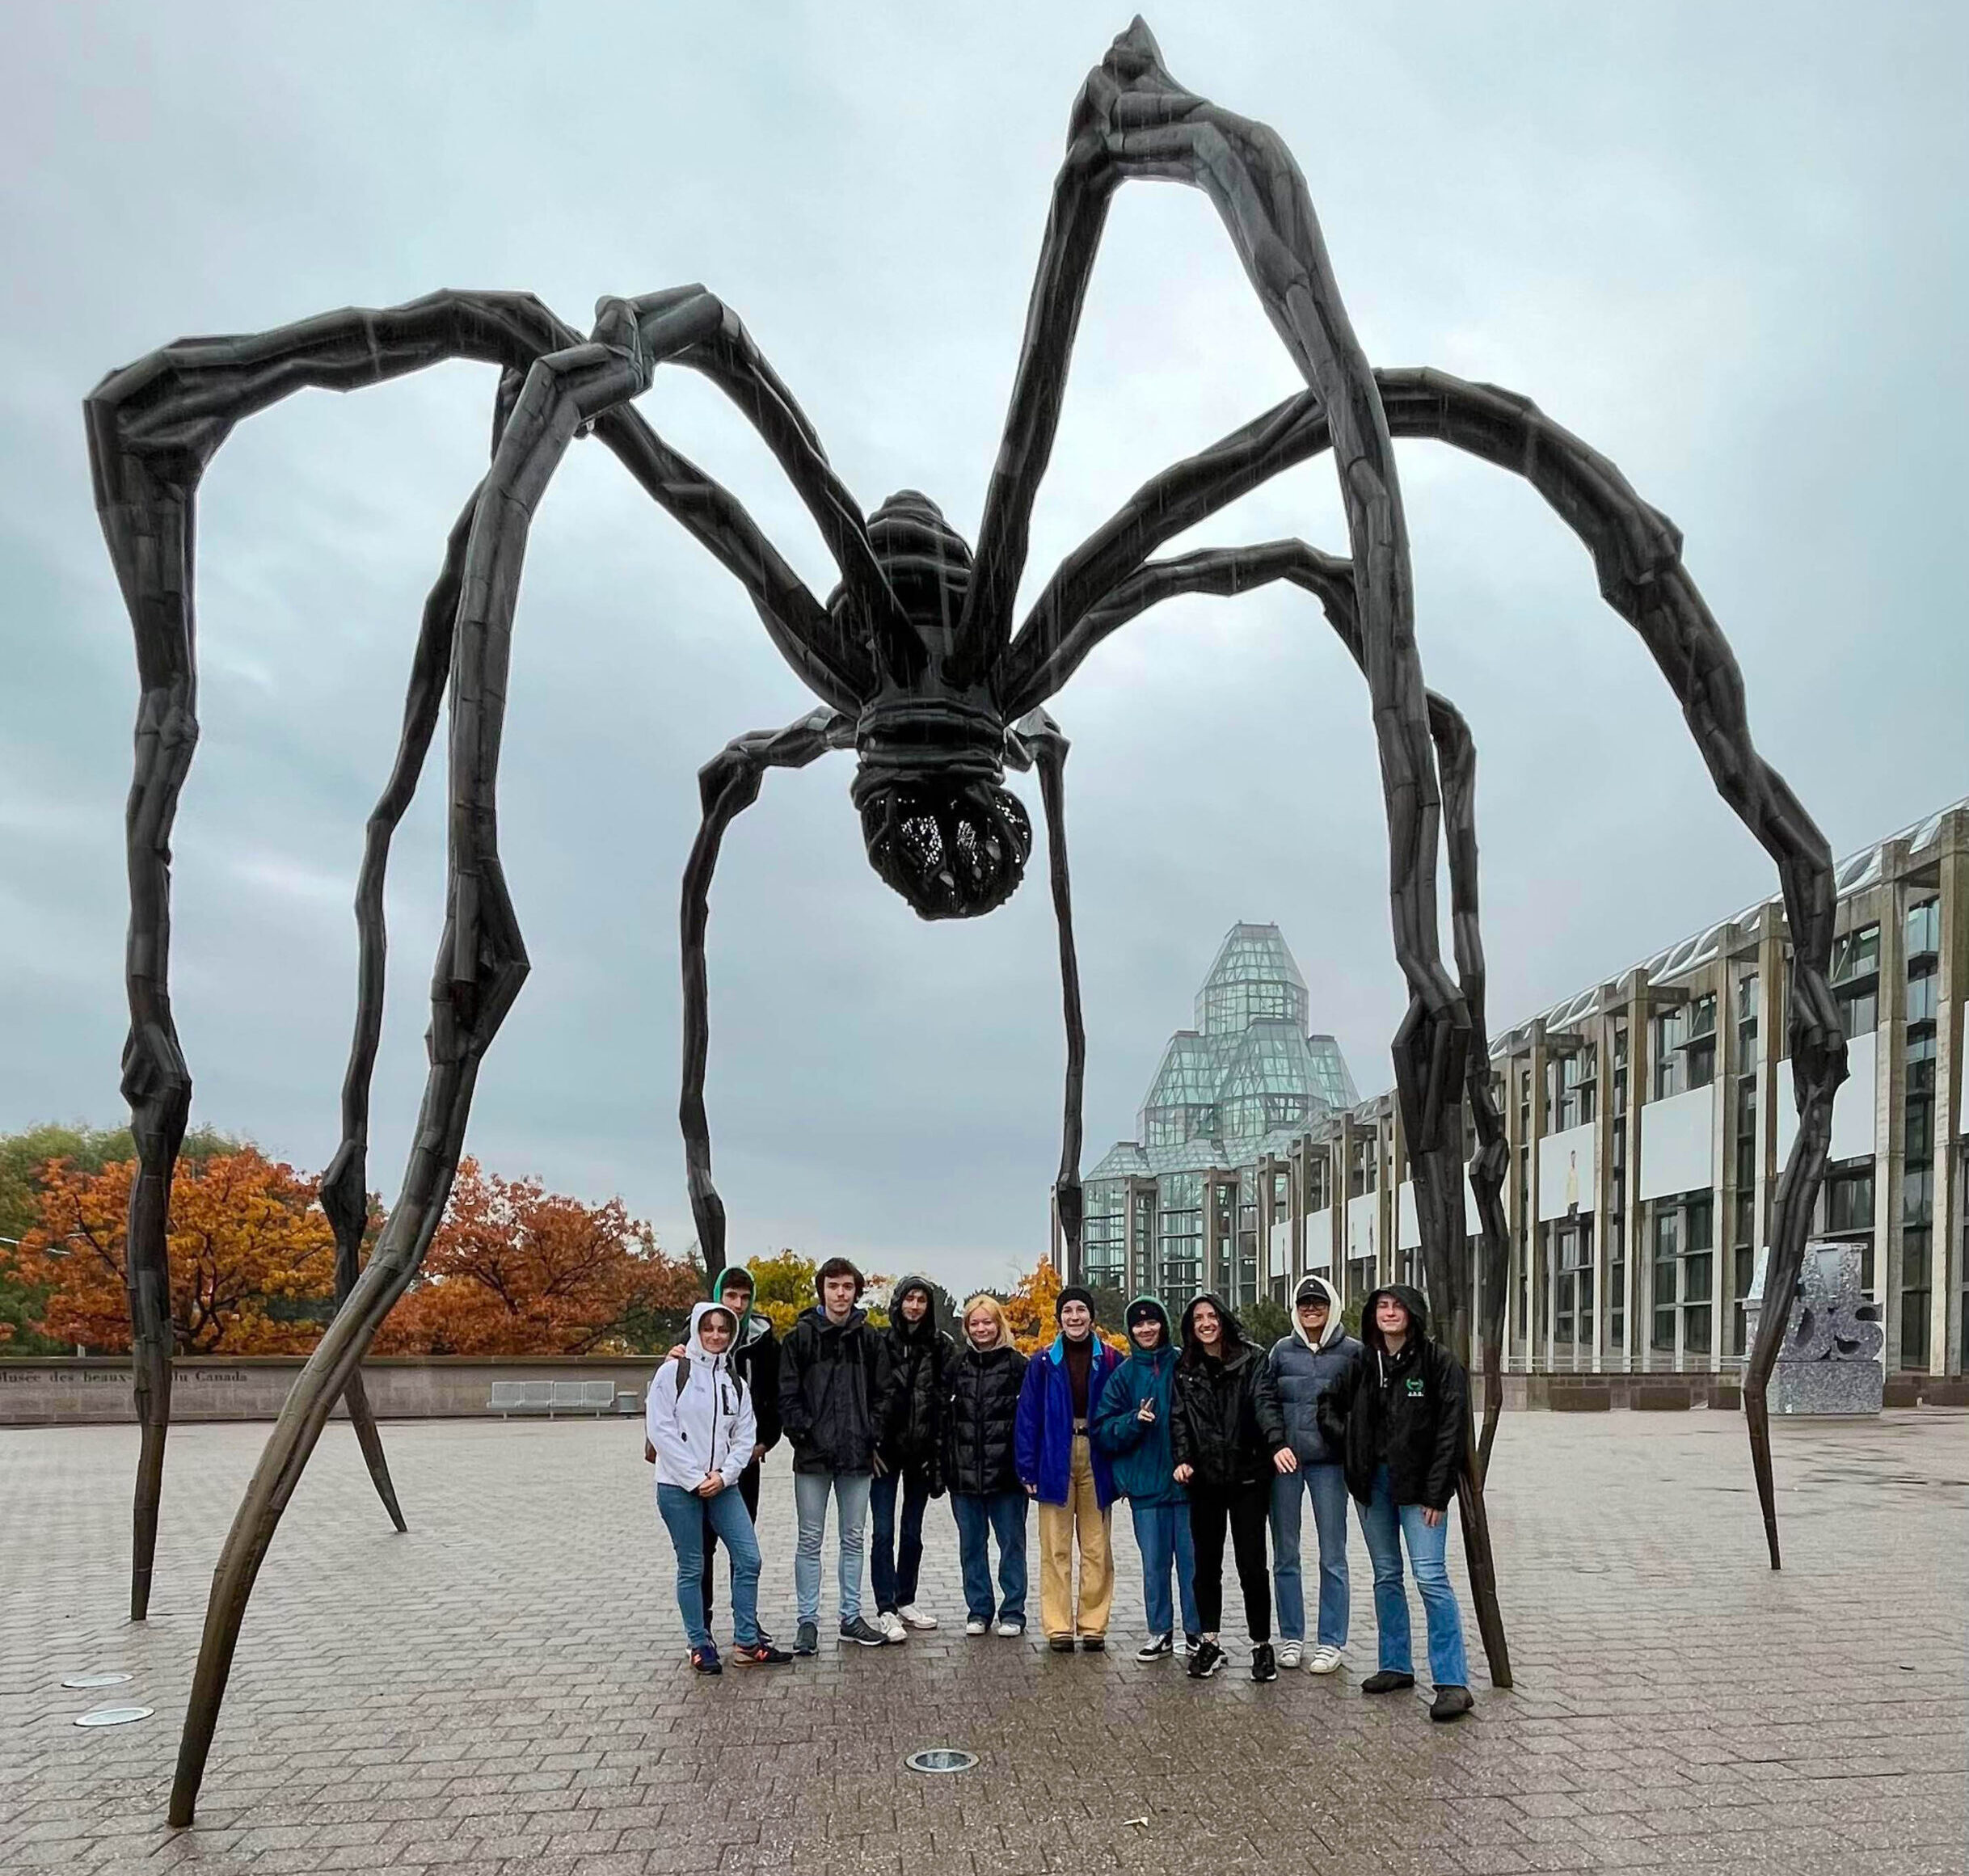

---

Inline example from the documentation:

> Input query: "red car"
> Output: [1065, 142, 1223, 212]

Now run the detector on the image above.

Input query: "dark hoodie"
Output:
[712, 1265, 782, 1455]
[1090, 1296, 1185, 1507]
[1332, 1283, 1468, 1511]
[880, 1275, 955, 1488]
[778, 1299, 889, 1475]
[1169, 1291, 1288, 1490]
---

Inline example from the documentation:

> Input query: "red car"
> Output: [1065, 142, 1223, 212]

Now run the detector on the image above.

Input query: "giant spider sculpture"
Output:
[87, 20, 1846, 1828]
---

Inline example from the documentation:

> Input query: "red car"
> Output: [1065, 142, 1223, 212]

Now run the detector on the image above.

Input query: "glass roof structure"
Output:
[1092, 923, 1361, 1183]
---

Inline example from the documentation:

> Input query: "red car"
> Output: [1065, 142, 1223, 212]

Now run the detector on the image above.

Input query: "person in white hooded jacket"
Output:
[645, 1301, 792, 1673]
[1266, 1274, 1359, 1673]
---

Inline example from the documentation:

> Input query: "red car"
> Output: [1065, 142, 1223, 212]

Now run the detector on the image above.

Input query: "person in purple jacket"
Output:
[1014, 1284, 1123, 1651]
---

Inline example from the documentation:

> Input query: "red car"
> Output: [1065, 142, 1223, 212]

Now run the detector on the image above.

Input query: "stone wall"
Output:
[0, 1357, 659, 1426]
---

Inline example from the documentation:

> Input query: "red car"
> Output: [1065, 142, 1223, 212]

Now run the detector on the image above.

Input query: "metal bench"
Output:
[487, 1379, 618, 1417]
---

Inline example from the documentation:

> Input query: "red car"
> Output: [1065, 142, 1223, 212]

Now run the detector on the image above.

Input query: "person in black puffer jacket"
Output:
[942, 1293, 1029, 1635]
[870, 1275, 955, 1638]
[1169, 1291, 1295, 1684]
[1325, 1284, 1474, 1722]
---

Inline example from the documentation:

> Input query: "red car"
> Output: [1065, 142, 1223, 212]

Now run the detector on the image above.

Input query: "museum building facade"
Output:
[1065, 796, 1969, 1381]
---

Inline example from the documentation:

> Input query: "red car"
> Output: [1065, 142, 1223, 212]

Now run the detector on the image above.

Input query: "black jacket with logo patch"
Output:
[1331, 1284, 1468, 1511]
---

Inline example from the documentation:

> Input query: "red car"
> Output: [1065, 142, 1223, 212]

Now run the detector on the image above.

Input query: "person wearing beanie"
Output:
[1090, 1295, 1200, 1661]
[1170, 1292, 1294, 1684]
[869, 1275, 955, 1640]
[697, 1266, 781, 1642]
[1267, 1272, 1358, 1672]
[1014, 1284, 1122, 1650]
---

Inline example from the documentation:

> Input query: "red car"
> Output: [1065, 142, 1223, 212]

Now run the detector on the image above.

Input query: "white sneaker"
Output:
[994, 1619, 1023, 1638]
[897, 1603, 938, 1631]
[1308, 1644, 1344, 1675]
[878, 1610, 909, 1643]
[1277, 1640, 1304, 1670]
[964, 1617, 989, 1637]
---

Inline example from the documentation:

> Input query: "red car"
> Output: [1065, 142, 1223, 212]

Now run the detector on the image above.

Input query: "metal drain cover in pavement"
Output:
[904, 1749, 977, 1774]
[74, 1706, 154, 1727]
[62, 1673, 133, 1690]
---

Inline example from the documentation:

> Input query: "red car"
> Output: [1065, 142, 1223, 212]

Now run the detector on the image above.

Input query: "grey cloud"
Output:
[3, 1, 1964, 1291]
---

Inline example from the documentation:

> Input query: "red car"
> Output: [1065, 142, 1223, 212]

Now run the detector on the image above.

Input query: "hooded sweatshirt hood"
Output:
[1178, 1289, 1250, 1365]
[1123, 1293, 1175, 1359]
[889, 1274, 940, 1343]
[710, 1266, 765, 1344]
[1292, 1273, 1347, 1352]
[685, 1299, 740, 1367]
[1361, 1283, 1431, 1359]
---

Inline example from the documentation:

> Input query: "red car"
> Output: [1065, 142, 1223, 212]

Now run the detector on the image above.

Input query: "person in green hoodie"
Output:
[1090, 1297, 1200, 1661]
[698, 1267, 780, 1639]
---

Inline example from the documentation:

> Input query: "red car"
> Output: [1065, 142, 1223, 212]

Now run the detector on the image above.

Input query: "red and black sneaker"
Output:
[731, 1641, 794, 1667]
[689, 1644, 722, 1676]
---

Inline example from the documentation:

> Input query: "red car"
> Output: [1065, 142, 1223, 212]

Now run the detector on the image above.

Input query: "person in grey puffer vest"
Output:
[1267, 1273, 1358, 1674]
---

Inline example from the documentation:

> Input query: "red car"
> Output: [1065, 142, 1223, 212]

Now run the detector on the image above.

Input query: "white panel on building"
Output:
[1397, 1182, 1419, 1250]
[1774, 1027, 1880, 1167]
[1305, 1208, 1333, 1269]
[1267, 1218, 1290, 1278]
[1537, 1120, 1598, 1222]
[1639, 1086, 1716, 1199]
[1347, 1193, 1378, 1263]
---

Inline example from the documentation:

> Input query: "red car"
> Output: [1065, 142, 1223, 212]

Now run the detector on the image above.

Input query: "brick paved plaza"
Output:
[2, 1408, 1963, 1876]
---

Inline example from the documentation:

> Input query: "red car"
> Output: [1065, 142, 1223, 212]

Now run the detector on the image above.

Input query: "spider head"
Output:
[845, 491, 1031, 920]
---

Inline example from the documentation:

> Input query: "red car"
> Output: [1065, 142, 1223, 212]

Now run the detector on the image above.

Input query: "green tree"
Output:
[1242, 1295, 1290, 1350]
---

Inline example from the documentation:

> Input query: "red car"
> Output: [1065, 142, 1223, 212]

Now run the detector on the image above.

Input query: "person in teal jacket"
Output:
[1091, 1296, 1200, 1661]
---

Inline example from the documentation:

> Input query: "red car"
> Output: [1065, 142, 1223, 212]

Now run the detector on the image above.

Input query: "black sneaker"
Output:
[839, 1616, 889, 1648]
[1135, 1634, 1174, 1663]
[1047, 1635, 1076, 1653]
[793, 1621, 819, 1657]
[1250, 1642, 1278, 1683]
[1430, 1684, 1475, 1722]
[730, 1642, 794, 1667]
[1360, 1668, 1415, 1695]
[689, 1644, 721, 1676]
[1187, 1639, 1225, 1680]
[1183, 1632, 1203, 1658]
[1079, 1635, 1107, 1653]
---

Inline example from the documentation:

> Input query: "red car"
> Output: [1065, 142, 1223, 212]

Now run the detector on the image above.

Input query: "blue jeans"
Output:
[1356, 1464, 1469, 1688]
[1128, 1499, 1200, 1640]
[869, 1466, 932, 1613]
[1271, 1462, 1351, 1646]
[951, 1490, 1027, 1625]
[657, 1482, 761, 1650]
[793, 1469, 871, 1625]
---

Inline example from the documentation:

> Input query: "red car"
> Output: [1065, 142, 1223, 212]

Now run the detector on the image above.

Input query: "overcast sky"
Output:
[3, 2, 1965, 1296]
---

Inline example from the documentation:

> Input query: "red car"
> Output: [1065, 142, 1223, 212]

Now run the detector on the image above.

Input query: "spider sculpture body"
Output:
[86, 20, 1847, 1827]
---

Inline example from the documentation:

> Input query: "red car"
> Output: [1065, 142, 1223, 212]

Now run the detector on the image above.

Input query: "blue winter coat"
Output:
[1090, 1302, 1184, 1507]
[1014, 1332, 1121, 1509]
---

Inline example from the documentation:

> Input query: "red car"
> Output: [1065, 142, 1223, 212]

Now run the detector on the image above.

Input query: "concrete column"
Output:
[1876, 841, 1908, 1360]
[1933, 819, 1967, 1376]
[1625, 970, 1653, 1376]
[1593, 1001, 1618, 1374]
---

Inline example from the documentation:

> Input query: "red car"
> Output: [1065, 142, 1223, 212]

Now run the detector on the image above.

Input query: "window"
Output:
[1083, 1182, 1126, 1290]
[1306, 1152, 1330, 1213]
[1348, 1136, 1376, 1198]
[1825, 1166, 1874, 1235]
[1552, 1045, 1598, 1129]
[1608, 1212, 1626, 1352]
[1906, 897, 1939, 959]
[1650, 1193, 1713, 1366]
[1735, 969, 1759, 1055]
[1832, 922, 1881, 1037]
[1906, 964, 1938, 1025]
[1157, 1173, 1204, 1299]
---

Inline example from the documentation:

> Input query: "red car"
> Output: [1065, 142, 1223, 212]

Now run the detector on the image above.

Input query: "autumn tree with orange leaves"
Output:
[12, 1149, 337, 1354]
[373, 1158, 698, 1356]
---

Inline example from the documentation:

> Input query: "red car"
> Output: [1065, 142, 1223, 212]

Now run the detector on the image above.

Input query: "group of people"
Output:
[643, 1258, 1476, 1722]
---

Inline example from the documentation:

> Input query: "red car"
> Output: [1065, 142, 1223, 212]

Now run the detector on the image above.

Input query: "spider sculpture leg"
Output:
[680, 708, 854, 1282]
[1006, 365, 1844, 1569]
[162, 286, 871, 1824]
[963, 20, 1466, 1187]
[1008, 711, 1086, 1284]
[88, 289, 873, 1627]
[1048, 538, 1511, 1686]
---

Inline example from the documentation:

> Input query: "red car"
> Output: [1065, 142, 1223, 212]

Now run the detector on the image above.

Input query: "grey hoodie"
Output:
[1267, 1274, 1358, 1467]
